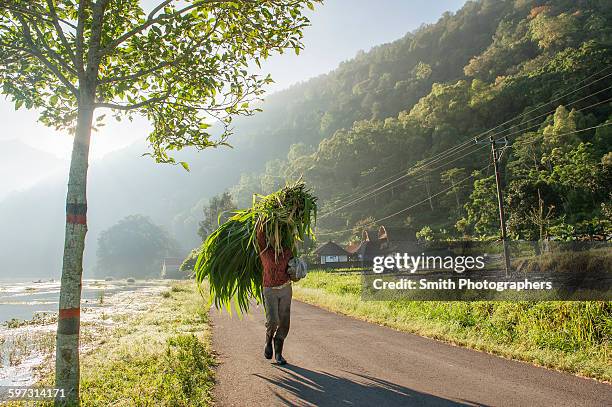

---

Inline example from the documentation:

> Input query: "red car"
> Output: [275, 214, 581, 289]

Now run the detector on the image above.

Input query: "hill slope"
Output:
[228, 0, 612, 241]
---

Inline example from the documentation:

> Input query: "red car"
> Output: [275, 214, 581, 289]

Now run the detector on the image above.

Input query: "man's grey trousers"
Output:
[263, 283, 292, 340]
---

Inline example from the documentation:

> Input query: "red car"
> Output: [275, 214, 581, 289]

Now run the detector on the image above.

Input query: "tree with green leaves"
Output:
[416, 225, 434, 242]
[0, 0, 317, 402]
[197, 191, 236, 241]
[440, 167, 468, 215]
[456, 172, 499, 238]
[96, 214, 179, 278]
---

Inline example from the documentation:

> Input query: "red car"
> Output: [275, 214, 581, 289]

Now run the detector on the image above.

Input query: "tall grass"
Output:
[80, 283, 215, 406]
[517, 248, 612, 273]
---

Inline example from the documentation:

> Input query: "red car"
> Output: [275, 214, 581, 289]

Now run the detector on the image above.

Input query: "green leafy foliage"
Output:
[0, 0, 321, 163]
[458, 173, 499, 237]
[416, 226, 434, 242]
[194, 181, 317, 313]
[180, 248, 202, 272]
[197, 191, 237, 241]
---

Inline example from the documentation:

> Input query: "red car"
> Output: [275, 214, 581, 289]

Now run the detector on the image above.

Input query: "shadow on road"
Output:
[253, 365, 481, 406]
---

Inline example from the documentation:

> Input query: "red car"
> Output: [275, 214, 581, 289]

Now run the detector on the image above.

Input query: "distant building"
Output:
[355, 228, 388, 264]
[345, 241, 362, 262]
[313, 241, 351, 268]
[378, 226, 421, 255]
[161, 257, 186, 279]
[316, 225, 419, 268]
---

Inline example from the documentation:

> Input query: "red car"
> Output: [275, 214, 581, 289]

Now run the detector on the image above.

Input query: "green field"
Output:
[294, 271, 611, 381]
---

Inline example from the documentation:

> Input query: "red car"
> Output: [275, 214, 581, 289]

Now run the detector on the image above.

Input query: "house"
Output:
[378, 226, 421, 255]
[314, 226, 420, 268]
[161, 257, 186, 279]
[325, 226, 420, 266]
[343, 229, 387, 265]
[345, 241, 363, 262]
[314, 241, 351, 268]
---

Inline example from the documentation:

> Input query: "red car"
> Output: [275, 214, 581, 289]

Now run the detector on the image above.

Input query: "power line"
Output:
[487, 84, 612, 141]
[319, 90, 612, 219]
[506, 121, 612, 147]
[319, 143, 489, 219]
[316, 121, 612, 238]
[398, 66, 612, 177]
[317, 163, 492, 237]
[475, 66, 612, 144]
[471, 95, 612, 153]
[448, 82, 612, 167]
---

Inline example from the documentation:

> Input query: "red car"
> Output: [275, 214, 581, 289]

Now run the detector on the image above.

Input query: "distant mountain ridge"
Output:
[0, 140, 64, 201]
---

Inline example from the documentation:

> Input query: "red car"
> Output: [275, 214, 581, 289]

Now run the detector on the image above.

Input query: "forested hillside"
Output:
[231, 0, 509, 157]
[225, 0, 612, 243]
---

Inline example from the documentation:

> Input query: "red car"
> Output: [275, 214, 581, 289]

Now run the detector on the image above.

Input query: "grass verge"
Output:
[23, 281, 214, 407]
[79, 282, 214, 406]
[294, 271, 611, 381]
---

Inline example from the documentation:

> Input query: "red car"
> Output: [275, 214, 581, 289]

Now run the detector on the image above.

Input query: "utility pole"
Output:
[476, 135, 511, 276]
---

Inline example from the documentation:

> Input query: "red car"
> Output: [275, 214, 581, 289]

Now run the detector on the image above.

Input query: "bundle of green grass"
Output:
[194, 181, 317, 313]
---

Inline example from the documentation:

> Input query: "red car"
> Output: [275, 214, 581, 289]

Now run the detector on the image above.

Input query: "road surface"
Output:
[211, 300, 611, 406]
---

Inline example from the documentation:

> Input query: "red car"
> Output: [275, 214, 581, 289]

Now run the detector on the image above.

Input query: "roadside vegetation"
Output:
[516, 247, 612, 273]
[294, 271, 611, 381]
[12, 282, 214, 407]
[78, 283, 214, 406]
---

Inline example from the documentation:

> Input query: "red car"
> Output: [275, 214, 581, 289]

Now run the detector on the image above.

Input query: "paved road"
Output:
[211, 300, 611, 406]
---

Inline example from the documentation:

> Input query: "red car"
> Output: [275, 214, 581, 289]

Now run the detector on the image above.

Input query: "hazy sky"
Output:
[0, 0, 466, 163]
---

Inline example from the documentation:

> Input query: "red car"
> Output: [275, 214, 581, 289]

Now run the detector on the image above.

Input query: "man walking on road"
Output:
[257, 228, 292, 365]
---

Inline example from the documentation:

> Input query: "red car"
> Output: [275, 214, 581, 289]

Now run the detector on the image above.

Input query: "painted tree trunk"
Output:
[55, 98, 94, 406]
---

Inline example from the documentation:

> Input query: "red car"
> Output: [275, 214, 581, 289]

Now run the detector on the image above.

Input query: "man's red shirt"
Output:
[256, 229, 291, 287]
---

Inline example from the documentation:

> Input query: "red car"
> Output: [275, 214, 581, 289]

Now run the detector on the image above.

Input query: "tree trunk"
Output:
[425, 176, 434, 211]
[452, 179, 460, 211]
[55, 96, 94, 406]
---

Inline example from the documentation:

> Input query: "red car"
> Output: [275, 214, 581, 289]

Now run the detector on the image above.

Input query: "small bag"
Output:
[287, 257, 308, 282]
